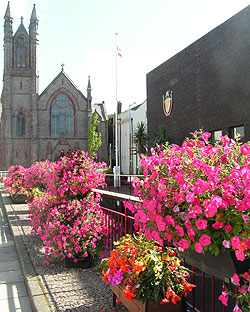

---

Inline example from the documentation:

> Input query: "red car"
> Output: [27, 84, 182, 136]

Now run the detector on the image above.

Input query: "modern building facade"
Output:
[146, 5, 250, 146]
[116, 100, 147, 174]
[0, 3, 107, 170]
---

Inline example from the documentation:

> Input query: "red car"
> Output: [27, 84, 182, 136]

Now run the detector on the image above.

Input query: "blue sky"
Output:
[0, 0, 249, 114]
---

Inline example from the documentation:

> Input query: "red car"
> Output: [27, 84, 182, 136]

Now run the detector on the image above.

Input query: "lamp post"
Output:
[129, 102, 136, 174]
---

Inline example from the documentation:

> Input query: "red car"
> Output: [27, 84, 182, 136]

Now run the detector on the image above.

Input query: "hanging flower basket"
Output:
[110, 284, 181, 312]
[101, 234, 195, 310]
[179, 249, 250, 281]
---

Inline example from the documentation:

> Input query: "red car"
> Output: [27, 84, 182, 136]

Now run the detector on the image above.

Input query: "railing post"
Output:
[125, 205, 128, 234]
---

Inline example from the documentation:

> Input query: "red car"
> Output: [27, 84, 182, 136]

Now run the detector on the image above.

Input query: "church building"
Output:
[0, 3, 105, 170]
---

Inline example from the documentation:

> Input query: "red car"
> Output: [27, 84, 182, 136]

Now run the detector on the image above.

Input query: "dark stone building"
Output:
[146, 5, 250, 146]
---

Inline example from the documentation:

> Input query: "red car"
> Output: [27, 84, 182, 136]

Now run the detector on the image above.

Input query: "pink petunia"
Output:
[231, 236, 241, 249]
[223, 240, 231, 249]
[178, 239, 190, 250]
[195, 218, 207, 230]
[233, 304, 243, 312]
[242, 214, 248, 223]
[201, 132, 211, 142]
[195, 242, 203, 253]
[235, 249, 245, 261]
[232, 273, 240, 286]
[218, 291, 228, 306]
[224, 225, 232, 232]
[199, 234, 211, 247]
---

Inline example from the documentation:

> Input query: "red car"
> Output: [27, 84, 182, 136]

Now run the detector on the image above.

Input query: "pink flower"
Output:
[201, 132, 211, 142]
[232, 273, 240, 286]
[242, 214, 248, 223]
[195, 218, 207, 230]
[224, 225, 232, 232]
[195, 242, 203, 253]
[83, 252, 88, 258]
[199, 234, 211, 247]
[212, 221, 224, 229]
[240, 285, 247, 295]
[233, 304, 243, 312]
[223, 240, 230, 249]
[218, 291, 228, 306]
[231, 236, 241, 249]
[175, 225, 184, 237]
[235, 249, 245, 261]
[178, 239, 190, 250]
[246, 237, 250, 249]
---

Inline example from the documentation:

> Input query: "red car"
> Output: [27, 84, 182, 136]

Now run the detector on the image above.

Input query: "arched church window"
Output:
[16, 36, 27, 68]
[51, 94, 74, 137]
[17, 112, 25, 136]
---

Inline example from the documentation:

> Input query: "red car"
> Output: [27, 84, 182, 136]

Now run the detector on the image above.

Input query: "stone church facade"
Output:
[0, 3, 105, 170]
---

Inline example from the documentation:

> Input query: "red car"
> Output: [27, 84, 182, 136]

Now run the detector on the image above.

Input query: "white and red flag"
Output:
[117, 46, 122, 58]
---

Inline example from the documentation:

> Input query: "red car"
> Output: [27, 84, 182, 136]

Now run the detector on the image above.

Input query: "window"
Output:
[16, 36, 27, 68]
[17, 112, 25, 136]
[51, 94, 74, 137]
[229, 125, 244, 140]
[210, 130, 222, 143]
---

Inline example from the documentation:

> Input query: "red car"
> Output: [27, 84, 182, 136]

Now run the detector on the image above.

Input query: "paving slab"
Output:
[0, 282, 28, 300]
[0, 260, 20, 272]
[0, 270, 24, 284]
[0, 252, 19, 263]
[0, 296, 33, 312]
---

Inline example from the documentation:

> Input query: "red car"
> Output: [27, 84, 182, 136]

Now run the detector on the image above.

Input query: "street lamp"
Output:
[129, 102, 136, 174]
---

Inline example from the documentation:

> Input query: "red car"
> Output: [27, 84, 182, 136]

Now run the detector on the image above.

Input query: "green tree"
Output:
[88, 113, 102, 158]
[133, 121, 148, 155]
[153, 125, 170, 147]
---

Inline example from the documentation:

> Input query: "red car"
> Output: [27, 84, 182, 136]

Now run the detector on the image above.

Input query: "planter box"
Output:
[10, 193, 27, 204]
[65, 254, 94, 269]
[110, 284, 181, 312]
[179, 249, 250, 281]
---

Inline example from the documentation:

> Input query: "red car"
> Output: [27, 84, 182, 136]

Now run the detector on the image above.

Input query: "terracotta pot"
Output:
[110, 284, 181, 312]
[65, 254, 94, 269]
[179, 249, 250, 281]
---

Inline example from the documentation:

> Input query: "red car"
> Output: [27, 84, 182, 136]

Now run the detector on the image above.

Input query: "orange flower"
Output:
[160, 297, 170, 304]
[184, 282, 196, 294]
[171, 294, 181, 304]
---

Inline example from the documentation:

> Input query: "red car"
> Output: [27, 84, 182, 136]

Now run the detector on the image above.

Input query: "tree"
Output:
[133, 121, 148, 155]
[153, 125, 170, 147]
[88, 113, 102, 158]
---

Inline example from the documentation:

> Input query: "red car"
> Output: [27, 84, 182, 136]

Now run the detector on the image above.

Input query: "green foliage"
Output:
[134, 121, 148, 155]
[88, 113, 102, 158]
[153, 125, 170, 147]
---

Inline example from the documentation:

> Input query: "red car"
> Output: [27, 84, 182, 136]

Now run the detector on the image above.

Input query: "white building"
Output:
[117, 100, 147, 174]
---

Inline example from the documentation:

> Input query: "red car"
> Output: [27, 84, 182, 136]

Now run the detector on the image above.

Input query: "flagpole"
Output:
[115, 32, 118, 168]
[114, 32, 120, 187]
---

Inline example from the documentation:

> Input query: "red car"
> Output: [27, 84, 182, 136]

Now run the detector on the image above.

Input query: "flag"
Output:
[117, 46, 122, 58]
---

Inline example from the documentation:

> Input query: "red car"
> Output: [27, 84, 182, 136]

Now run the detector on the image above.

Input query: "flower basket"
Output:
[179, 249, 250, 281]
[110, 284, 181, 312]
[65, 253, 94, 269]
[101, 234, 195, 309]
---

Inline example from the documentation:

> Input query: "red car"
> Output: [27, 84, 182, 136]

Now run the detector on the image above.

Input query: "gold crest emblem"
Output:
[163, 90, 173, 116]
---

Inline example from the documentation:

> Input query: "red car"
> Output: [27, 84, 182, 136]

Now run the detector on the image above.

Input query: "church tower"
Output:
[0, 3, 39, 169]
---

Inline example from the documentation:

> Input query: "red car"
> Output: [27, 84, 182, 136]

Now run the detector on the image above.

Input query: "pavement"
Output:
[0, 186, 51, 312]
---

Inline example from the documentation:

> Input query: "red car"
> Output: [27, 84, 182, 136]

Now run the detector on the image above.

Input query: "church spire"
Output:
[4, 1, 13, 38]
[29, 4, 38, 35]
[87, 75, 92, 107]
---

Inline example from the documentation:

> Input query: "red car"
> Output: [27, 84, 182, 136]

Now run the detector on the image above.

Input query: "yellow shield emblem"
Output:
[163, 90, 173, 116]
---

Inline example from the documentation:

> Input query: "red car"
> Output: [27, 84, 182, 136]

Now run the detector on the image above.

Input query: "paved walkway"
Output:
[0, 195, 33, 312]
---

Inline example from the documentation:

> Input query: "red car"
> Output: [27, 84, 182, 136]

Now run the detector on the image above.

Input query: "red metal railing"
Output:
[92, 187, 238, 312]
